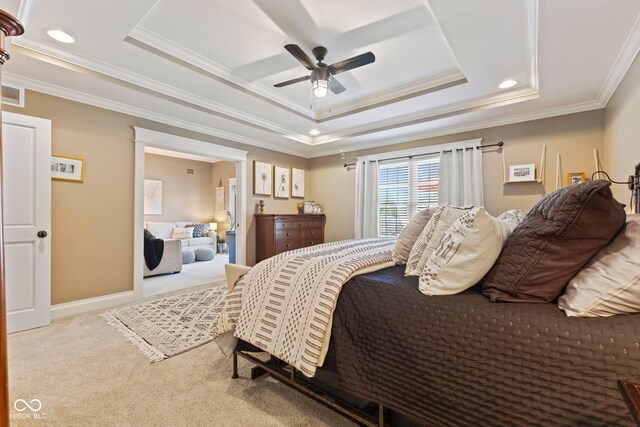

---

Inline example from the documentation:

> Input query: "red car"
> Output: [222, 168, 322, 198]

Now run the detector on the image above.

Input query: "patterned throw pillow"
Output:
[186, 223, 209, 238]
[418, 208, 522, 296]
[172, 227, 194, 240]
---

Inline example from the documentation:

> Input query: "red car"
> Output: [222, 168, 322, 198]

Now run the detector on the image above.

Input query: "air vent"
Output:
[1, 85, 24, 108]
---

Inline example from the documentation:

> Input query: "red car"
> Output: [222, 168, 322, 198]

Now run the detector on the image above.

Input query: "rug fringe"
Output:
[100, 312, 167, 363]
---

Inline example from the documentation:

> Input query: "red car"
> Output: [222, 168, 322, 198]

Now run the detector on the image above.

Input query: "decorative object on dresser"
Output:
[303, 200, 315, 214]
[291, 167, 305, 198]
[255, 214, 326, 263]
[253, 160, 272, 196]
[258, 199, 265, 213]
[273, 165, 290, 199]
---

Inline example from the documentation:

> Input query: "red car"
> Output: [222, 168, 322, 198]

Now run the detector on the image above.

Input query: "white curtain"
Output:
[438, 141, 484, 206]
[354, 158, 379, 239]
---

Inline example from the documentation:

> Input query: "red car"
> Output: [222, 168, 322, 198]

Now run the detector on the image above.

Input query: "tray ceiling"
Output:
[3, 0, 640, 157]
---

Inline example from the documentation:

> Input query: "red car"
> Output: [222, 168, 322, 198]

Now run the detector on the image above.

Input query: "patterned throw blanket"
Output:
[212, 238, 394, 377]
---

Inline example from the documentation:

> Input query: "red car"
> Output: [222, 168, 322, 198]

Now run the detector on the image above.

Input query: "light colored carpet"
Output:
[7, 287, 354, 426]
[102, 287, 228, 362]
[143, 254, 229, 298]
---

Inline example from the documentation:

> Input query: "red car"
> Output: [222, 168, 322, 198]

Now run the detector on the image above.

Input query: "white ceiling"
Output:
[2, 0, 640, 158]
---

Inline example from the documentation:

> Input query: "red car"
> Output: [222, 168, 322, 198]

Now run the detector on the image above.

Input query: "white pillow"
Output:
[558, 214, 640, 317]
[172, 227, 194, 240]
[392, 207, 437, 265]
[405, 204, 469, 276]
[146, 222, 175, 240]
[419, 208, 522, 296]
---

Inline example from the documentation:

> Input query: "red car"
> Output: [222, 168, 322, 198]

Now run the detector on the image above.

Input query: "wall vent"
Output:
[1, 85, 24, 108]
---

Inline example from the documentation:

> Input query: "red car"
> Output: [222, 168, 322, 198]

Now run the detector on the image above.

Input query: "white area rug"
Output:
[101, 286, 227, 362]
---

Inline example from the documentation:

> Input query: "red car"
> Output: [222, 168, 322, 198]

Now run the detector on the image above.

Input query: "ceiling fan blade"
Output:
[328, 52, 375, 75]
[273, 75, 311, 88]
[284, 44, 317, 70]
[329, 76, 346, 94]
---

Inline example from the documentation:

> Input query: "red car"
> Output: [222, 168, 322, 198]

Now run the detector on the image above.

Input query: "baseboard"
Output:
[51, 290, 137, 319]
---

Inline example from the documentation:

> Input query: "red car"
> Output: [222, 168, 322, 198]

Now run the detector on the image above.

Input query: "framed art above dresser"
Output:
[255, 214, 325, 263]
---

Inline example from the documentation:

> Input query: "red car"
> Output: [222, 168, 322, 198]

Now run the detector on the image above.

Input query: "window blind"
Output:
[378, 156, 439, 237]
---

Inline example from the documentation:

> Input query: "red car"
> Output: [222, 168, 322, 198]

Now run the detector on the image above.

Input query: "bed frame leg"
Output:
[232, 351, 239, 379]
[378, 404, 385, 427]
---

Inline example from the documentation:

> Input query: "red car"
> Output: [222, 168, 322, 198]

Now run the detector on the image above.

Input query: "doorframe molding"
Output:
[133, 127, 248, 300]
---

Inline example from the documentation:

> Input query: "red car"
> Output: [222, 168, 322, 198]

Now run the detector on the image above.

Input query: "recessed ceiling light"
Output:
[309, 129, 320, 136]
[47, 30, 74, 44]
[499, 79, 517, 89]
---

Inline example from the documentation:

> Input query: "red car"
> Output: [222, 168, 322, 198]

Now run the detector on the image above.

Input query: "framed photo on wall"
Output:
[273, 165, 290, 199]
[51, 154, 85, 182]
[291, 167, 305, 198]
[144, 179, 163, 215]
[567, 172, 586, 185]
[508, 164, 536, 182]
[253, 161, 272, 196]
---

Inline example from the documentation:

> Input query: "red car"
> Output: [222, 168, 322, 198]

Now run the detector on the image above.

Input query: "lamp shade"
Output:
[210, 222, 217, 231]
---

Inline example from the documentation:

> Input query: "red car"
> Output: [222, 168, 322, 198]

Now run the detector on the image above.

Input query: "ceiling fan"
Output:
[274, 44, 375, 99]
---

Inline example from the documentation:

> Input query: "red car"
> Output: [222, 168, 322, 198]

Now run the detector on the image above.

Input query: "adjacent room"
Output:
[1, 1, 640, 426]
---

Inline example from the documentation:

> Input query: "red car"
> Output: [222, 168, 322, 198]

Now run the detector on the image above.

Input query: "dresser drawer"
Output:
[276, 240, 300, 253]
[275, 220, 304, 230]
[301, 219, 324, 229]
[301, 228, 322, 239]
[276, 230, 300, 241]
[300, 239, 321, 248]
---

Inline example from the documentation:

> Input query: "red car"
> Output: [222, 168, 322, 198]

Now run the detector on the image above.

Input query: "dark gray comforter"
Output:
[321, 265, 640, 426]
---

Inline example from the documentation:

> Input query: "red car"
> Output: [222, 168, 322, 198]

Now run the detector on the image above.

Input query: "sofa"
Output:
[146, 221, 218, 252]
[143, 239, 182, 277]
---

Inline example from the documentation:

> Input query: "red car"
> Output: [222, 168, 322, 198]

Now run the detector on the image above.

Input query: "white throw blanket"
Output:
[212, 238, 394, 377]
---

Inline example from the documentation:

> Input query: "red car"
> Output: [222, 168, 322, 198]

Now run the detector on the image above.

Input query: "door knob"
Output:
[37, 230, 48, 238]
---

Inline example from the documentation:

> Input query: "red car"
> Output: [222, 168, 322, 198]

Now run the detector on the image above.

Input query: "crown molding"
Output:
[311, 86, 539, 145]
[125, 26, 315, 120]
[10, 34, 315, 145]
[127, 25, 468, 123]
[596, 12, 640, 107]
[3, 73, 313, 158]
[308, 99, 603, 158]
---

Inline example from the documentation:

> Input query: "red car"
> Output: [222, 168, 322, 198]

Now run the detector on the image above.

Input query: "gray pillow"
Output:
[391, 207, 437, 265]
[559, 214, 640, 317]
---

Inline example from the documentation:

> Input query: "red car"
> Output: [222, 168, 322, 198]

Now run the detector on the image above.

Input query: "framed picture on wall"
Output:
[508, 164, 536, 182]
[273, 165, 290, 199]
[567, 172, 586, 185]
[253, 161, 272, 196]
[51, 154, 85, 182]
[144, 179, 163, 215]
[291, 167, 305, 198]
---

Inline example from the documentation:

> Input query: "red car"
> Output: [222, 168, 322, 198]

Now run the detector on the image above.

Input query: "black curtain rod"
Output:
[342, 141, 503, 168]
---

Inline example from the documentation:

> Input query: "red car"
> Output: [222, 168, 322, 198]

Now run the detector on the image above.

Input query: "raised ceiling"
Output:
[2, 0, 640, 157]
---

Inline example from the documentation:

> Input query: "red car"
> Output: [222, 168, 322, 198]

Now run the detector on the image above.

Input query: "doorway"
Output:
[133, 128, 247, 300]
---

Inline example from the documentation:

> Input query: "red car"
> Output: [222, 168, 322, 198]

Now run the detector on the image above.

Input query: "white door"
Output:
[2, 112, 51, 333]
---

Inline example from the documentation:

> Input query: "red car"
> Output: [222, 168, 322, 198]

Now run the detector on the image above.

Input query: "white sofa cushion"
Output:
[147, 222, 176, 239]
[172, 227, 194, 240]
[187, 237, 214, 247]
[174, 221, 191, 228]
[418, 208, 522, 296]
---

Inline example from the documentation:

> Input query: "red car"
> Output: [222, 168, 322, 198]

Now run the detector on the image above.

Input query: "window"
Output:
[378, 156, 439, 237]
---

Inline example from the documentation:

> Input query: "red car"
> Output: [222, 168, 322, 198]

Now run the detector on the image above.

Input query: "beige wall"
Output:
[605, 52, 640, 205]
[4, 90, 308, 303]
[144, 153, 213, 224]
[309, 110, 605, 243]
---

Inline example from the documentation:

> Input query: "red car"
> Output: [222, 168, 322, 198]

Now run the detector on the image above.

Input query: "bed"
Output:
[225, 263, 640, 426]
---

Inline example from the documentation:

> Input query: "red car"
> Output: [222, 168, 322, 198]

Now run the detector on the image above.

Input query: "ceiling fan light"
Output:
[312, 79, 329, 98]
